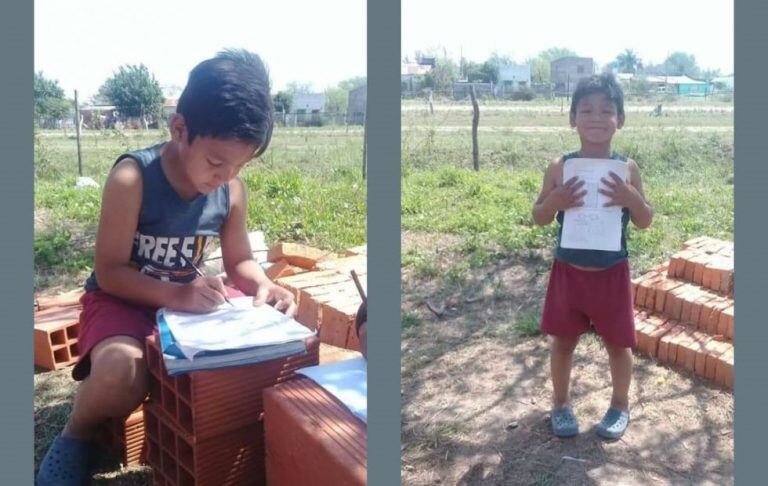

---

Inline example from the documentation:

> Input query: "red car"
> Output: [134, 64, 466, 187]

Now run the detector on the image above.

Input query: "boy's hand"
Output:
[253, 282, 297, 317]
[599, 171, 642, 209]
[546, 176, 587, 211]
[171, 276, 228, 313]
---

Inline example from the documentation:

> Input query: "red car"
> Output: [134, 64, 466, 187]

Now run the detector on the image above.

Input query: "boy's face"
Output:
[570, 93, 624, 145]
[171, 115, 258, 194]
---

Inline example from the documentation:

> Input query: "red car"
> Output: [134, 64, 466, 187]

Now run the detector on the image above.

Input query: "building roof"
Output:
[645, 75, 707, 85]
[401, 63, 433, 75]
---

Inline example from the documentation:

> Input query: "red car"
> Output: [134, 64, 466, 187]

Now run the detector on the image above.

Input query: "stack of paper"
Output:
[561, 158, 629, 252]
[156, 296, 315, 375]
[297, 357, 367, 423]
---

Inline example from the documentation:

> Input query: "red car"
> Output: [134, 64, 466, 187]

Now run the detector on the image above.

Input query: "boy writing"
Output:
[532, 74, 653, 439]
[37, 49, 296, 485]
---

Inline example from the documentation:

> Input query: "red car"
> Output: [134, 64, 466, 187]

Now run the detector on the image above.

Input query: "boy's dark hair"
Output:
[177, 48, 273, 156]
[570, 73, 625, 118]
[355, 301, 367, 337]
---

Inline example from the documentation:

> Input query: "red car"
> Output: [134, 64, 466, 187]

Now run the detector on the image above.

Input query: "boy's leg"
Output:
[604, 341, 632, 411]
[550, 334, 580, 408]
[63, 335, 148, 439]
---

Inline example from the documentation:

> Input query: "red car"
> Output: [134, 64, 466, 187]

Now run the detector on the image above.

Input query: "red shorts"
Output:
[73, 287, 246, 381]
[540, 259, 636, 348]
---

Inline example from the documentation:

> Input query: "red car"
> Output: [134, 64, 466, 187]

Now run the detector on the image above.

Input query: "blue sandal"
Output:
[36, 434, 92, 486]
[551, 406, 579, 438]
[596, 407, 630, 440]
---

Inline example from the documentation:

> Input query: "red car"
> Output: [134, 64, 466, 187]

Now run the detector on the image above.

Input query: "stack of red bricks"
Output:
[265, 242, 367, 352]
[100, 405, 147, 467]
[143, 333, 320, 485]
[633, 236, 734, 389]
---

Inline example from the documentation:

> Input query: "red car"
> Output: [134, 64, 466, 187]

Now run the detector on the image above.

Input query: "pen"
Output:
[176, 250, 234, 307]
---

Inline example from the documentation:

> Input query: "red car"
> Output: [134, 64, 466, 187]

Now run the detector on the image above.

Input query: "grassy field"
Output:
[34, 126, 366, 292]
[400, 103, 734, 484]
[402, 108, 733, 281]
[33, 125, 365, 483]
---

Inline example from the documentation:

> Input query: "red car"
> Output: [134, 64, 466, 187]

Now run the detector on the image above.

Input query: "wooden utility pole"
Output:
[469, 84, 480, 171]
[74, 90, 83, 176]
[428, 90, 434, 115]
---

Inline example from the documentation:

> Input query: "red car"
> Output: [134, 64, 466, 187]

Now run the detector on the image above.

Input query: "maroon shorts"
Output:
[540, 259, 636, 348]
[73, 287, 246, 381]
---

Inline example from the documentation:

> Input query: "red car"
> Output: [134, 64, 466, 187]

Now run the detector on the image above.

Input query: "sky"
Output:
[35, 0, 366, 101]
[403, 0, 733, 74]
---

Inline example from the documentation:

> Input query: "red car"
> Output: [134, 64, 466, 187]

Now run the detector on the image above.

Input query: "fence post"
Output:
[74, 89, 83, 177]
[470, 84, 480, 171]
[362, 113, 367, 180]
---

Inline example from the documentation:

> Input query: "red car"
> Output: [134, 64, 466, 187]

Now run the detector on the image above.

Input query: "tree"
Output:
[424, 57, 459, 92]
[34, 72, 72, 122]
[100, 64, 164, 125]
[286, 81, 313, 96]
[480, 60, 499, 84]
[338, 76, 366, 91]
[616, 49, 641, 74]
[325, 87, 347, 113]
[663, 52, 700, 78]
[273, 91, 293, 113]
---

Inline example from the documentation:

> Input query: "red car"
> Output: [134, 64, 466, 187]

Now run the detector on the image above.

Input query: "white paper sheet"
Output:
[561, 158, 629, 252]
[297, 357, 367, 423]
[158, 296, 315, 360]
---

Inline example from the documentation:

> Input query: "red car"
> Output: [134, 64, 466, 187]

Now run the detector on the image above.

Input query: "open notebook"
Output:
[156, 296, 315, 375]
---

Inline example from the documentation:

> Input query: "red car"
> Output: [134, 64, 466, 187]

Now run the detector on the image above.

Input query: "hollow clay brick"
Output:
[34, 306, 81, 370]
[35, 288, 85, 311]
[145, 334, 319, 440]
[267, 242, 332, 269]
[144, 403, 265, 486]
[715, 348, 734, 389]
[264, 377, 366, 486]
[264, 259, 304, 280]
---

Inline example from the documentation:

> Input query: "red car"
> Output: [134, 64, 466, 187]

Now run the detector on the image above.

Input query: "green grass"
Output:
[34, 127, 366, 291]
[402, 109, 733, 277]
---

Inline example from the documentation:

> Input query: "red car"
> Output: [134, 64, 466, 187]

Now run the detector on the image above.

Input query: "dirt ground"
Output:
[401, 233, 733, 486]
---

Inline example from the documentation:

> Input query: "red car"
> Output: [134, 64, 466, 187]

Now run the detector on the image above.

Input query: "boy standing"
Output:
[532, 74, 653, 439]
[37, 49, 296, 485]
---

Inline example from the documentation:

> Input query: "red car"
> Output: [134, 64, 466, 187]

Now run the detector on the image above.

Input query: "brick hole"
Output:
[178, 400, 193, 435]
[148, 376, 161, 402]
[161, 449, 177, 483]
[160, 423, 174, 451]
[162, 386, 177, 417]
[66, 323, 79, 340]
[145, 411, 159, 440]
[69, 342, 79, 359]
[176, 374, 191, 401]
[53, 347, 70, 364]
[148, 437, 161, 466]
[177, 435, 194, 472]
[178, 467, 194, 486]
[50, 329, 66, 346]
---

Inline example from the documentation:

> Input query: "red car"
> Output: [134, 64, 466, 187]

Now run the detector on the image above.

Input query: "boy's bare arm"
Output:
[532, 157, 586, 225]
[220, 178, 297, 315]
[94, 159, 226, 312]
[626, 160, 653, 228]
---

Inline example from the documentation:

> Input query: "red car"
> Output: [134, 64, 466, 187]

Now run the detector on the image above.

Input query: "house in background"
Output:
[346, 85, 366, 125]
[712, 75, 734, 92]
[551, 57, 595, 94]
[401, 62, 432, 97]
[497, 62, 531, 97]
[645, 75, 710, 96]
[290, 93, 326, 114]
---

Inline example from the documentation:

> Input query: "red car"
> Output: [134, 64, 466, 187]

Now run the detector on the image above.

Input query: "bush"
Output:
[510, 88, 535, 101]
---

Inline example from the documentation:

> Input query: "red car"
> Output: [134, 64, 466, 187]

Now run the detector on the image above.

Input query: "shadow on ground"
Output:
[401, 235, 733, 485]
